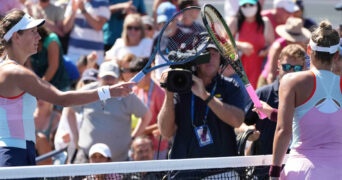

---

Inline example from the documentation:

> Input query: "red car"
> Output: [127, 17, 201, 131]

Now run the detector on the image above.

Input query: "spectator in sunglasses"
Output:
[243, 44, 306, 179]
[105, 13, 153, 63]
[258, 17, 311, 87]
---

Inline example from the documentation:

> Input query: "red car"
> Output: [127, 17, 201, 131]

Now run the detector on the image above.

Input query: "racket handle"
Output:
[130, 71, 146, 83]
[245, 84, 267, 119]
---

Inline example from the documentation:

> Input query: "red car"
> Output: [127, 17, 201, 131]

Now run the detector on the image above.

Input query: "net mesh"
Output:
[0, 155, 287, 180]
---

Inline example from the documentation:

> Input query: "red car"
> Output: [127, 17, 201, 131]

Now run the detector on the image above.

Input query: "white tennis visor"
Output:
[3, 13, 45, 42]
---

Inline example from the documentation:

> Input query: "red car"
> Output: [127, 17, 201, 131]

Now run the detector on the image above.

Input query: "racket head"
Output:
[156, 6, 210, 67]
[201, 4, 238, 60]
[201, 4, 249, 84]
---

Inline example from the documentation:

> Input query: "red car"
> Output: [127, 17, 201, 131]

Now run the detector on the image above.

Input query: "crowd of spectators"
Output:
[0, 1, 342, 179]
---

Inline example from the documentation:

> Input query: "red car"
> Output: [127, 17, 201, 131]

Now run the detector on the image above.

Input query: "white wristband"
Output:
[97, 86, 111, 101]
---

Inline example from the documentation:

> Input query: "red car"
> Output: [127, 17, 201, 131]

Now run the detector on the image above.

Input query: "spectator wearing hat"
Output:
[103, 0, 147, 52]
[156, 0, 177, 20]
[155, 1, 177, 35]
[76, 68, 99, 90]
[228, 0, 274, 89]
[141, 15, 156, 39]
[262, 0, 299, 39]
[88, 143, 112, 162]
[66, 61, 152, 163]
[87, 143, 122, 179]
[259, 17, 311, 86]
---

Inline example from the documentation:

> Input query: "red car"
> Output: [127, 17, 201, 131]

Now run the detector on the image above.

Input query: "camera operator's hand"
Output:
[159, 70, 174, 95]
[191, 75, 210, 100]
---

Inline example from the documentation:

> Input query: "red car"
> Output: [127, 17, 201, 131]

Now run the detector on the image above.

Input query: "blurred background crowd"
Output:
[0, 0, 341, 170]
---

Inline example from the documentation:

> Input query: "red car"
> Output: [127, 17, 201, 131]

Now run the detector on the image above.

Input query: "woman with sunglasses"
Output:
[105, 13, 153, 63]
[228, 0, 274, 89]
[270, 20, 342, 179]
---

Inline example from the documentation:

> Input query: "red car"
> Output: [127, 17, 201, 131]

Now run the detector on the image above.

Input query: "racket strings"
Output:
[204, 8, 238, 63]
[160, 10, 209, 64]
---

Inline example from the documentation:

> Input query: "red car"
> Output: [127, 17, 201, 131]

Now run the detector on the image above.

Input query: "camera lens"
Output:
[166, 69, 193, 93]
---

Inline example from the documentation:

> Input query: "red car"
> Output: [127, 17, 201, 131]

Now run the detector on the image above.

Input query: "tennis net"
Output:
[0, 154, 287, 179]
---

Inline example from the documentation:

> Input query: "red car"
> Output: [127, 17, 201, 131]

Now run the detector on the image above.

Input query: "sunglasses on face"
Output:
[242, 3, 255, 8]
[127, 26, 141, 31]
[144, 25, 153, 31]
[281, 64, 303, 72]
[120, 68, 140, 73]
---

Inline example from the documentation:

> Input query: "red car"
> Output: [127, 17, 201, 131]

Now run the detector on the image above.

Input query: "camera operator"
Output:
[158, 43, 245, 160]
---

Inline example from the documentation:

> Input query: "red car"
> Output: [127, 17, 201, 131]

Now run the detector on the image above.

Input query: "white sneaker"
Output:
[336, 1, 342, 10]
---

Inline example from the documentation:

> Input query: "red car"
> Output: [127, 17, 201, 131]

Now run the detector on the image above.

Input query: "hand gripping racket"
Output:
[130, 6, 210, 83]
[201, 4, 267, 119]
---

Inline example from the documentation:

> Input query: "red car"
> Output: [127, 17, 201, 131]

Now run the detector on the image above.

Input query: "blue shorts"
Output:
[0, 141, 36, 166]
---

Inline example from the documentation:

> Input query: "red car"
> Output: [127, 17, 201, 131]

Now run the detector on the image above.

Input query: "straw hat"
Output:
[276, 17, 311, 43]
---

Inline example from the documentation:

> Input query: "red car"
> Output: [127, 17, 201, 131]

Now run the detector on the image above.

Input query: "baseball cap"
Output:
[239, 0, 258, 6]
[157, 2, 177, 21]
[142, 15, 154, 26]
[80, 68, 98, 82]
[157, 15, 168, 24]
[98, 61, 119, 78]
[88, 143, 112, 158]
[4, 13, 45, 41]
[274, 0, 300, 13]
[206, 42, 218, 50]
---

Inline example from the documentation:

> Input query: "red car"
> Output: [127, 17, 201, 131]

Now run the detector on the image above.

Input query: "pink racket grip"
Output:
[130, 71, 146, 83]
[245, 84, 267, 119]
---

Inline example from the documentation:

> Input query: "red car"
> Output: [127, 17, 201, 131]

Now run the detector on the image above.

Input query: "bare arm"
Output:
[42, 41, 60, 82]
[131, 109, 152, 138]
[259, 17, 275, 57]
[158, 91, 177, 139]
[63, 0, 78, 34]
[80, 4, 108, 32]
[64, 107, 79, 147]
[272, 74, 295, 167]
[108, 1, 134, 14]
[191, 75, 244, 128]
[266, 42, 282, 84]
[263, 17, 275, 48]
[0, 64, 134, 107]
[43, 19, 65, 37]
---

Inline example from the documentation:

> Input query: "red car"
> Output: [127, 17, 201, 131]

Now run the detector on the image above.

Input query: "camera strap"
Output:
[191, 81, 217, 147]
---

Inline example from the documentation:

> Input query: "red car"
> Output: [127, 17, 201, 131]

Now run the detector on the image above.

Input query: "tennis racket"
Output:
[201, 4, 267, 119]
[130, 6, 210, 83]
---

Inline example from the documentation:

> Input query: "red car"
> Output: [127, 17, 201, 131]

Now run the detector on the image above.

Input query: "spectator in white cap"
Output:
[88, 143, 112, 163]
[87, 143, 122, 179]
[262, 0, 299, 39]
[0, 9, 133, 167]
